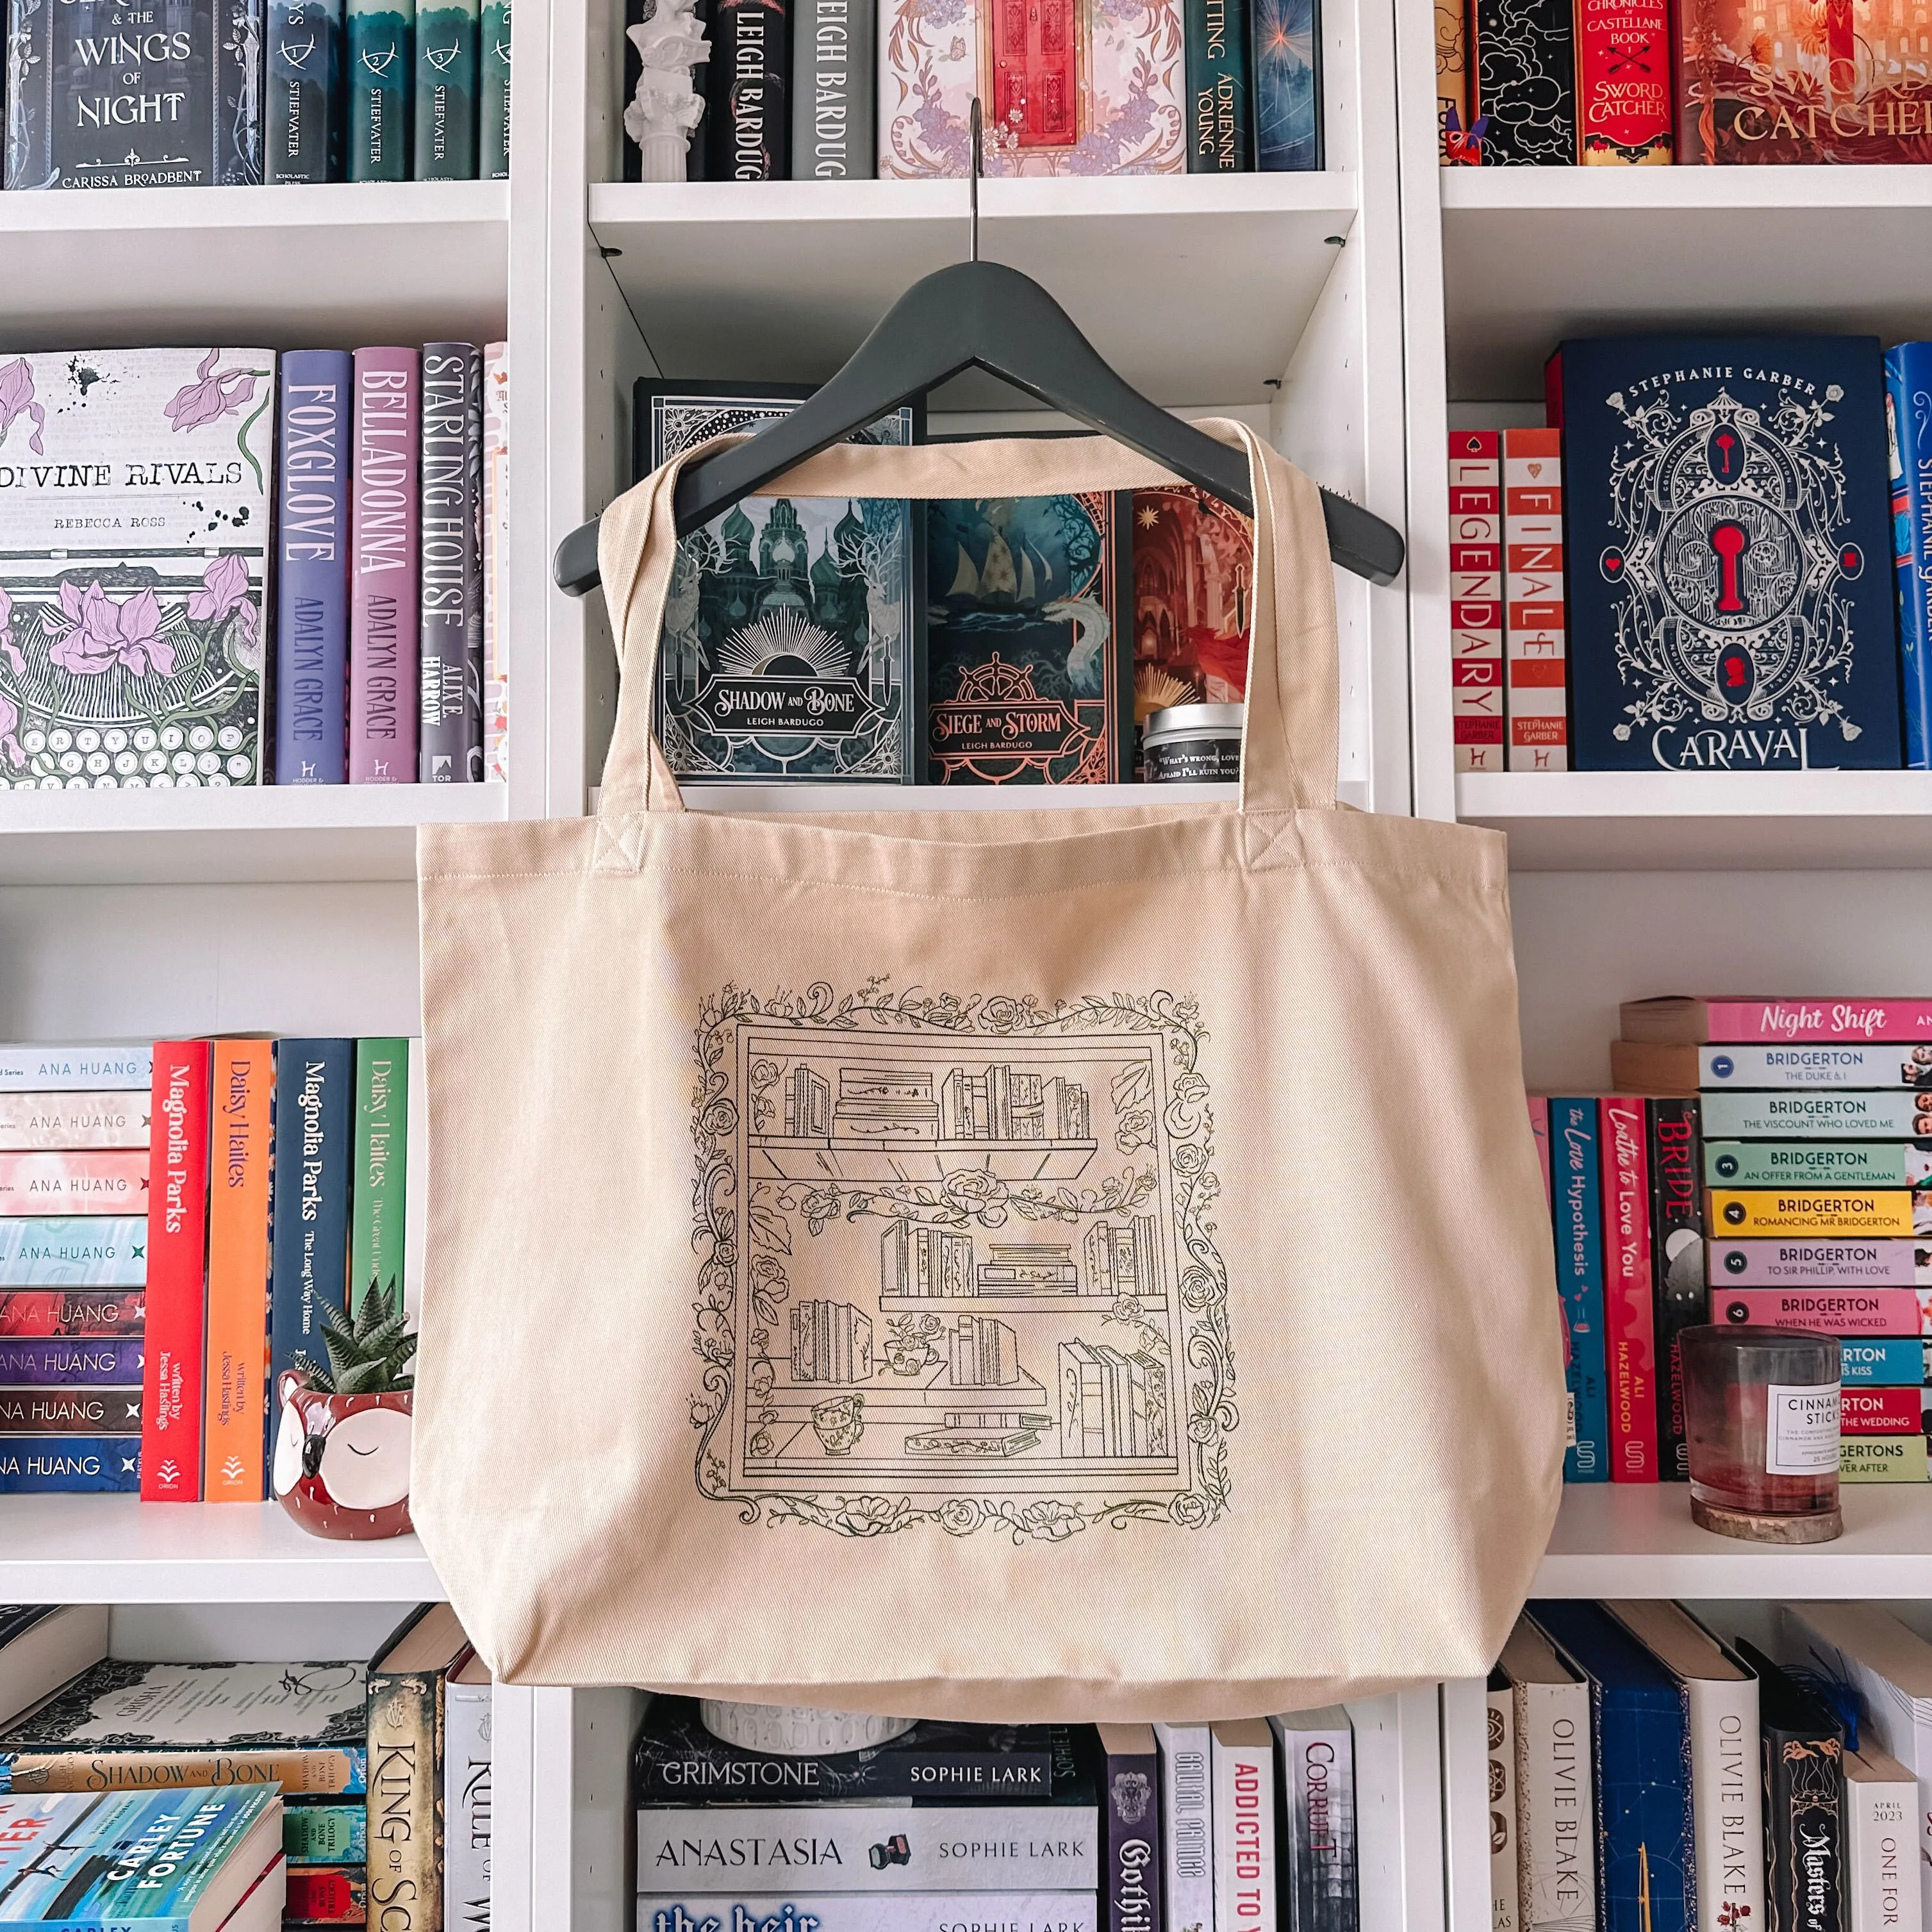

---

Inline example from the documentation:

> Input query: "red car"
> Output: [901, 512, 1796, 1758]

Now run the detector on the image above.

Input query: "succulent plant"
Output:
[297, 1277, 417, 1396]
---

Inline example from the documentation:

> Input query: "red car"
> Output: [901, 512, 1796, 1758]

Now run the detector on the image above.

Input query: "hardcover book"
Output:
[1485, 1672, 1519, 1932]
[289, 1802, 368, 1863]
[202, 1038, 272, 1503]
[288, 1864, 369, 1921]
[0, 1220, 147, 1289]
[0, 1090, 149, 1148]
[878, 0, 1185, 176]
[268, 1039, 354, 1394]
[1130, 484, 1251, 759]
[1503, 428, 1567, 770]
[1253, 0, 1319, 169]
[350, 349, 420, 783]
[1469, 0, 1574, 163]
[1435, 0, 1473, 159]
[277, 351, 353, 784]
[0, 1288, 145, 1333]
[444, 1650, 492, 1931]
[268, 0, 346, 180]
[1844, 1743, 1924, 1932]
[418, 346, 483, 782]
[1890, 345, 1932, 766]
[1574, 0, 1670, 161]
[792, 0, 875, 175]
[636, 383, 920, 783]
[1678, 0, 1932, 162]
[1549, 334, 1904, 772]
[368, 1603, 466, 1932]
[142, 1039, 210, 1503]
[350, 1039, 409, 1314]
[1185, 0, 1252, 168]
[1449, 431, 1505, 772]
[0, 350, 274, 788]
[707, 0, 790, 176]
[1738, 1641, 1845, 1932]
[1152, 1724, 1212, 1932]
[483, 0, 511, 176]
[483, 343, 510, 781]
[349, 0, 415, 177]
[1098, 1724, 1162, 1932]
[415, 0, 480, 176]
[3, 0, 263, 186]
[927, 490, 1132, 784]
[1209, 1721, 1275, 1932]
[1270, 1708, 1356, 1932]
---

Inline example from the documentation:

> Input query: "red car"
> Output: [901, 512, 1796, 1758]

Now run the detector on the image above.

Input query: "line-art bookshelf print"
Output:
[688, 982, 1236, 1542]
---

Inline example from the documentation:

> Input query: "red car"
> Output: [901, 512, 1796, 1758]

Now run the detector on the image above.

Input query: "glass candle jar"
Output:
[1680, 1325, 1842, 1543]
[1143, 704, 1243, 782]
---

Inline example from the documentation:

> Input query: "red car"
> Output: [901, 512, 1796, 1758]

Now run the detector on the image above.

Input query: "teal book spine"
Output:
[482, 0, 510, 178]
[349, 0, 414, 179]
[1184, 0, 1251, 171]
[415, 0, 480, 177]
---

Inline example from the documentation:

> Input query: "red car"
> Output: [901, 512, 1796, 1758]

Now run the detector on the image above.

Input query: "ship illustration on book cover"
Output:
[1553, 334, 1903, 771]
[0, 349, 274, 788]
[927, 492, 1130, 783]
[636, 382, 921, 782]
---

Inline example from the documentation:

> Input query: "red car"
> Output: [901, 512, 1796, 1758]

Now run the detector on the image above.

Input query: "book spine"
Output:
[217, 0, 267, 179]
[1713, 1288, 1926, 1334]
[1435, 0, 1469, 159]
[1470, 0, 1574, 163]
[0, 1148, 149, 1214]
[1253, 0, 1320, 168]
[1512, 1680, 1596, 1932]
[0, 1047, 153, 1090]
[1708, 1237, 1927, 1287]
[1600, 1095, 1658, 1481]
[288, 1803, 369, 1864]
[1283, 1721, 1356, 1932]
[791, 0, 875, 175]
[1186, 0, 1252, 170]
[481, 0, 510, 176]
[1765, 1726, 1845, 1932]
[268, 0, 345, 179]
[350, 349, 422, 783]
[1841, 1435, 1930, 1481]
[1685, 1676, 1764, 1932]
[1487, 1685, 1521, 1932]
[1840, 1385, 1923, 1432]
[277, 351, 353, 785]
[349, 0, 415, 177]
[415, 0, 480, 176]
[1594, 1683, 1692, 1932]
[288, 1865, 370, 1922]
[1573, 0, 1669, 160]
[1710, 1190, 1915, 1237]
[420, 347, 483, 781]
[1839, 1339, 1926, 1384]
[0, 1220, 149, 1288]
[140, 1041, 210, 1502]
[202, 1041, 273, 1503]
[1888, 349, 1932, 772]
[1211, 1737, 1276, 1932]
[0, 1290, 145, 1333]
[268, 1041, 354, 1394]
[639, 1903, 1102, 1932]
[0, 1746, 367, 1796]
[1846, 1765, 1920, 1932]
[1449, 431, 1505, 772]
[1646, 1098, 1703, 1482]
[706, 0, 790, 178]
[1703, 1043, 1932, 1089]
[482, 345, 510, 782]
[349, 1039, 411, 1312]
[1503, 428, 1567, 771]
[1705, 1092, 1931, 1140]
[0, 1335, 145, 1383]
[0, 1387, 140, 1431]
[403, 1038, 427, 1327]
[444, 1681, 492, 1932]
[0, 1090, 151, 1149]
[0, 1437, 142, 1492]
[1155, 1725, 1214, 1932]
[1708, 1143, 1929, 1190]
[1105, 1738, 1162, 1932]
[369, 1669, 447, 1932]
[1552, 1096, 1608, 1481]
[1701, 998, 1932, 1043]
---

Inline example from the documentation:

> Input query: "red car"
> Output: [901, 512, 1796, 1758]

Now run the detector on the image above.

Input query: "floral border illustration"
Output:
[688, 978, 1235, 1542]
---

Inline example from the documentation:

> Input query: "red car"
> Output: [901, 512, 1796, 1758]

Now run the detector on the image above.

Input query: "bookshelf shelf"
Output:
[586, 176, 1361, 408]
[0, 182, 509, 354]
[0, 782, 508, 884]
[1535, 1481, 1932, 1598]
[0, 1496, 442, 1603]
[680, 781, 1241, 814]
[1455, 769, 1932, 869]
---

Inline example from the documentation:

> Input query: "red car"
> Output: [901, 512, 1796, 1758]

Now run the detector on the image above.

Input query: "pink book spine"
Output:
[1504, 427, 1567, 772]
[1526, 1096, 1551, 1205]
[349, 348, 420, 784]
[1599, 1096, 1658, 1482]
[1706, 999, 1932, 1043]
[0, 1150, 151, 1216]
[1448, 431, 1503, 773]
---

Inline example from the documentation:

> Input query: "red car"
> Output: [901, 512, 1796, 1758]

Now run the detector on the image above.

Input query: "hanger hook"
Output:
[968, 95, 982, 264]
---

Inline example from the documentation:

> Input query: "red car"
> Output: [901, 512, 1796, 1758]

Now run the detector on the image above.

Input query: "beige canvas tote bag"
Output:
[412, 422, 1565, 1722]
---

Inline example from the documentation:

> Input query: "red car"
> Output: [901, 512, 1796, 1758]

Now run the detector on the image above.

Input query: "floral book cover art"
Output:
[636, 382, 923, 784]
[0, 349, 275, 789]
[927, 491, 1132, 784]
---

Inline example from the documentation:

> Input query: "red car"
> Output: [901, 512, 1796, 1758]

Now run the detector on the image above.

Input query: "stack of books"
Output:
[0, 1599, 492, 1931]
[633, 1701, 1360, 1932]
[0, 1047, 153, 1501]
[1614, 996, 1932, 1486]
[1487, 1598, 1932, 1932]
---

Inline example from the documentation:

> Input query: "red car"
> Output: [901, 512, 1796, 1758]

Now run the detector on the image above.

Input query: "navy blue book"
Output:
[1253, 0, 1321, 169]
[1528, 1601, 1693, 1932]
[1550, 1098, 1608, 1483]
[267, 0, 347, 181]
[1885, 342, 1932, 769]
[268, 1041, 354, 1400]
[0, 1438, 141, 1494]
[1548, 334, 1905, 773]
[277, 353, 354, 784]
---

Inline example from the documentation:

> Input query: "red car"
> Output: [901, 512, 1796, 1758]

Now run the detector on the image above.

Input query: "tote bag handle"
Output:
[594, 420, 1341, 818]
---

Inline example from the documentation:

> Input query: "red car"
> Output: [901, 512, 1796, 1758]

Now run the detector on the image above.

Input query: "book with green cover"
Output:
[349, 1039, 409, 1317]
[481, 0, 510, 178]
[415, 0, 481, 178]
[349, 0, 415, 179]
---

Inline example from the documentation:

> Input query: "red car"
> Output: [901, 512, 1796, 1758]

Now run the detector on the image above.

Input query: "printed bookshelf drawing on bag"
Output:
[689, 980, 1235, 1539]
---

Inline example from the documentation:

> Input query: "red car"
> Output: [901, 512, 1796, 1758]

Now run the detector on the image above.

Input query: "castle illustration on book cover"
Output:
[1555, 334, 1903, 772]
[636, 383, 921, 782]
[688, 980, 1234, 1540]
[927, 492, 1130, 783]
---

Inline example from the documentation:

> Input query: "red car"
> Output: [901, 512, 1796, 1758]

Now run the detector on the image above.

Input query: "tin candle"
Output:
[1680, 1324, 1842, 1543]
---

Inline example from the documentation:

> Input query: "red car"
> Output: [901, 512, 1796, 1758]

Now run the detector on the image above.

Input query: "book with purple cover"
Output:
[349, 349, 420, 784]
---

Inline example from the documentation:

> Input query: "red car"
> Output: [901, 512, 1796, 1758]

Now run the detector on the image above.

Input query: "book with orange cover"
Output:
[203, 1039, 274, 1501]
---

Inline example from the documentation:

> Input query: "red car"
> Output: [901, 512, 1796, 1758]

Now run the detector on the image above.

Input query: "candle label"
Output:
[1767, 1380, 1842, 1474]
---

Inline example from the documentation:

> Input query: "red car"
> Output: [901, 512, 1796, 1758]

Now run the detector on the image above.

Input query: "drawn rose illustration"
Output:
[186, 552, 259, 667]
[163, 349, 260, 433]
[0, 359, 45, 456]
[51, 581, 172, 678]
